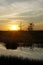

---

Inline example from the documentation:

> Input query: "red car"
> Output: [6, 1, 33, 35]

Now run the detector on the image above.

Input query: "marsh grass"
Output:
[0, 55, 43, 65]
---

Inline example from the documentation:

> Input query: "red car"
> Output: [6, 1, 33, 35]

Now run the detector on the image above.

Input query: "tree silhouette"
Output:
[28, 22, 33, 31]
[28, 22, 34, 49]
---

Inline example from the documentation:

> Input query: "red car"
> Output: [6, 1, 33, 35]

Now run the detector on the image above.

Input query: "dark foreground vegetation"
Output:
[0, 31, 43, 49]
[0, 56, 43, 65]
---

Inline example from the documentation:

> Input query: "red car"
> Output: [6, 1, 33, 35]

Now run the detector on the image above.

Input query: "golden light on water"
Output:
[9, 25, 20, 31]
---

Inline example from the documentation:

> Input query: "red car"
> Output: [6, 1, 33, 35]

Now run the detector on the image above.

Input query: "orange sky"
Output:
[0, 21, 29, 31]
[0, 21, 43, 31]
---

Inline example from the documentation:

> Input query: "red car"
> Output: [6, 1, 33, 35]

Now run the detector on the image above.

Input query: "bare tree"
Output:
[19, 22, 22, 31]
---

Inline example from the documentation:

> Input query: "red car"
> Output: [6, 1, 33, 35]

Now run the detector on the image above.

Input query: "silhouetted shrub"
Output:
[5, 41, 18, 49]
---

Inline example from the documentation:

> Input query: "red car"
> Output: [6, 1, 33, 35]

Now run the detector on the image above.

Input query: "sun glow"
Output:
[10, 25, 20, 31]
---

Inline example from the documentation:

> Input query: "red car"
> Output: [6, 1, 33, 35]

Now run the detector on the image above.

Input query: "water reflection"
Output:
[0, 42, 6, 49]
[0, 42, 43, 60]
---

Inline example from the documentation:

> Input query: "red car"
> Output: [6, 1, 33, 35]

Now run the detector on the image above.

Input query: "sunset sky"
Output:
[0, 0, 43, 30]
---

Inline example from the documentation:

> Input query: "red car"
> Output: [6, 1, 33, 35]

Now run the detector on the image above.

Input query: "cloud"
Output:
[0, 0, 43, 22]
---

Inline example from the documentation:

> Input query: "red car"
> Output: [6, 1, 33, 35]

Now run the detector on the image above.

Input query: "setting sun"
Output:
[10, 25, 20, 31]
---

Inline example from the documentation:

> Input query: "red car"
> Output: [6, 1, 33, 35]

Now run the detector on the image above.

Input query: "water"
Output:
[0, 42, 43, 60]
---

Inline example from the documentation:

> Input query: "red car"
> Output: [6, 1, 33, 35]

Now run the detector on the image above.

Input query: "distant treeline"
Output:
[0, 56, 43, 65]
[0, 31, 43, 49]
